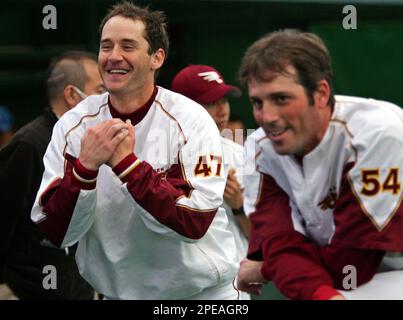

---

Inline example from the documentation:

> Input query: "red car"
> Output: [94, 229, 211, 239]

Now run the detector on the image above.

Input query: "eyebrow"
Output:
[249, 91, 291, 100]
[121, 39, 137, 44]
[100, 38, 138, 44]
[269, 91, 290, 97]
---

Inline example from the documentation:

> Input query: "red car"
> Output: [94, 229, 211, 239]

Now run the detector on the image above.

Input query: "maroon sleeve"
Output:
[112, 153, 217, 240]
[249, 173, 384, 300]
[36, 154, 98, 247]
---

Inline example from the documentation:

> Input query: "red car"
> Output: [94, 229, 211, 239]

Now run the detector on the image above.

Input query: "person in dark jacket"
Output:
[0, 50, 104, 299]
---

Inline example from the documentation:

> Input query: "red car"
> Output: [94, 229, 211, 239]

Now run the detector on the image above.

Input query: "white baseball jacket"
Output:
[244, 95, 403, 299]
[31, 87, 238, 299]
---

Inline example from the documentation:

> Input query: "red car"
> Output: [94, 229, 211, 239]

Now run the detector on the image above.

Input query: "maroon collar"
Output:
[108, 86, 158, 125]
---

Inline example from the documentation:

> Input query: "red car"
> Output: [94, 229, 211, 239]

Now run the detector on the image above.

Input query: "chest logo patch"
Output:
[318, 187, 338, 210]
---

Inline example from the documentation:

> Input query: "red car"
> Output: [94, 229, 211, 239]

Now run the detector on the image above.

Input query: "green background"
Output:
[1, 0, 403, 131]
[1, 0, 403, 300]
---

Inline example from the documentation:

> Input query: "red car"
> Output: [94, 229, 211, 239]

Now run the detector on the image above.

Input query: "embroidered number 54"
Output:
[361, 168, 401, 196]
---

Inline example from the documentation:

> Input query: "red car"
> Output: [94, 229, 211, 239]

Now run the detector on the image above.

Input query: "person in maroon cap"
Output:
[172, 65, 251, 299]
[171, 65, 240, 131]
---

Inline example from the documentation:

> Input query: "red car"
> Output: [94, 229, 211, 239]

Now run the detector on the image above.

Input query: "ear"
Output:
[313, 80, 331, 109]
[63, 85, 81, 108]
[150, 48, 165, 71]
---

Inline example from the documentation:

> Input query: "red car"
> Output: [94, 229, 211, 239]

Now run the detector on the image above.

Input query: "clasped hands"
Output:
[78, 118, 135, 171]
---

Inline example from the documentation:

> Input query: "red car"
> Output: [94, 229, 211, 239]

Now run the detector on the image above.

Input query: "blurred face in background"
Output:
[82, 59, 105, 96]
[204, 98, 230, 132]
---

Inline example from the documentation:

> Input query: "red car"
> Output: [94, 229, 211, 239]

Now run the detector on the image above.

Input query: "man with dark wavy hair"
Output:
[237, 29, 403, 300]
[31, 2, 238, 300]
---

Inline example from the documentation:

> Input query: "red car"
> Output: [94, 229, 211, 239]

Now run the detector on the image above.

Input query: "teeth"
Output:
[270, 129, 285, 137]
[109, 69, 128, 74]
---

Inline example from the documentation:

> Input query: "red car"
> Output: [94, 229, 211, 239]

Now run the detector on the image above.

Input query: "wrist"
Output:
[232, 207, 245, 215]
[72, 159, 98, 190]
[112, 153, 142, 182]
[109, 152, 132, 168]
[78, 157, 99, 171]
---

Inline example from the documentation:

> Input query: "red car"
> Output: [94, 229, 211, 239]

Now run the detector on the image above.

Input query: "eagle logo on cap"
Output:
[197, 71, 223, 84]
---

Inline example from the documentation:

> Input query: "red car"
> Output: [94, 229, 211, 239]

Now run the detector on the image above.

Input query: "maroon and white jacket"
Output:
[243, 95, 403, 300]
[31, 87, 238, 299]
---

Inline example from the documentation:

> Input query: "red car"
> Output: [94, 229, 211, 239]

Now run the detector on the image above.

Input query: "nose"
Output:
[108, 46, 124, 63]
[216, 100, 229, 116]
[261, 102, 279, 124]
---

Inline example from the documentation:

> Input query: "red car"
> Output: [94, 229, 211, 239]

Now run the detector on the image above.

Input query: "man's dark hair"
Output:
[239, 29, 335, 107]
[46, 50, 97, 103]
[99, 1, 169, 58]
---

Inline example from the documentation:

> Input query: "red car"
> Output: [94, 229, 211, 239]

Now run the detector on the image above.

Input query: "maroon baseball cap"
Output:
[171, 64, 241, 104]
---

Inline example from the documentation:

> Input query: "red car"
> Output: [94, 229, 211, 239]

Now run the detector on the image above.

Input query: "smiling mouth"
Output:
[268, 128, 287, 137]
[107, 69, 129, 75]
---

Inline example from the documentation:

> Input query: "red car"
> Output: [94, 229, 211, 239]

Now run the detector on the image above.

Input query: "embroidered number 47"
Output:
[361, 168, 401, 196]
[194, 155, 222, 177]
